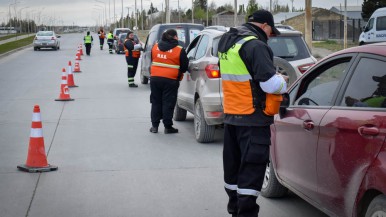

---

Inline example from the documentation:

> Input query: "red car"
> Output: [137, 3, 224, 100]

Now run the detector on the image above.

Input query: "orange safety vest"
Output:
[124, 39, 141, 58]
[150, 43, 183, 80]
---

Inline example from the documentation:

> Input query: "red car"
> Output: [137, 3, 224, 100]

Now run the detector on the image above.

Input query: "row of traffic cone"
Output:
[17, 44, 85, 172]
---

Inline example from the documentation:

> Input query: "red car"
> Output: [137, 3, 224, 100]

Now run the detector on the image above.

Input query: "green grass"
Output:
[313, 40, 358, 52]
[0, 34, 28, 41]
[0, 36, 34, 54]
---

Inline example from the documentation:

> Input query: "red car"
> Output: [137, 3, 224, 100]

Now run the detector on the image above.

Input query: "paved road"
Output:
[0, 33, 328, 217]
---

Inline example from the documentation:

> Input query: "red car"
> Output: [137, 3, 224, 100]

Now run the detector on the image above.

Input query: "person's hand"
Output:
[345, 96, 358, 106]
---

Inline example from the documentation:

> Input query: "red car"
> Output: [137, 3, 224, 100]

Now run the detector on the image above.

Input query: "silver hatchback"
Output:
[175, 28, 313, 143]
[33, 31, 60, 51]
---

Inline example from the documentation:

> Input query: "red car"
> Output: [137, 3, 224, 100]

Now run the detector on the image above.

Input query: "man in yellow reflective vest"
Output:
[218, 10, 288, 217]
[83, 31, 93, 55]
[149, 29, 188, 134]
[107, 30, 114, 54]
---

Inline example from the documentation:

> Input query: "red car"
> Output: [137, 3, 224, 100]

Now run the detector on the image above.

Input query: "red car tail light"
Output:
[298, 63, 314, 74]
[205, 64, 221, 79]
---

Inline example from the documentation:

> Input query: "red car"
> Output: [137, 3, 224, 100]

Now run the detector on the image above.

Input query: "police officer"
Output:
[123, 31, 142, 87]
[97, 27, 105, 50]
[107, 30, 114, 54]
[149, 29, 188, 134]
[218, 10, 287, 217]
[83, 31, 93, 55]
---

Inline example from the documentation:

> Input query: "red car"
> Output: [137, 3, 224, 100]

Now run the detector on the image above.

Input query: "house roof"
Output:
[273, 12, 303, 23]
[330, 6, 363, 19]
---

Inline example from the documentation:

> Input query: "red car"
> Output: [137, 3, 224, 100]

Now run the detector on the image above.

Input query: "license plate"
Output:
[42, 43, 47, 46]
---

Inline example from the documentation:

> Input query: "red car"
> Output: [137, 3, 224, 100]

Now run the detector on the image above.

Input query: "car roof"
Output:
[331, 42, 386, 57]
[200, 29, 226, 37]
[276, 28, 302, 36]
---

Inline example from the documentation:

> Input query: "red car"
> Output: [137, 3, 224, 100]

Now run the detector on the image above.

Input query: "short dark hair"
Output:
[162, 29, 178, 41]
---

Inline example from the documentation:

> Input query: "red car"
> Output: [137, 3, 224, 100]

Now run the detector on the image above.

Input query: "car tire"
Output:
[273, 57, 297, 88]
[194, 99, 215, 143]
[173, 103, 187, 121]
[140, 71, 149, 84]
[365, 195, 386, 217]
[53, 46, 57, 51]
[34, 47, 37, 51]
[261, 160, 288, 198]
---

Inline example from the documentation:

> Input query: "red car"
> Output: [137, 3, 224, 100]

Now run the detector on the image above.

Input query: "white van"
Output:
[359, 7, 386, 45]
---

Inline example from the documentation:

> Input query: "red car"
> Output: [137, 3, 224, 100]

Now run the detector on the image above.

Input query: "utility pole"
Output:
[191, 0, 194, 23]
[344, 0, 347, 49]
[234, 0, 237, 27]
[141, 0, 143, 30]
[305, 0, 312, 52]
[166, 0, 170, 23]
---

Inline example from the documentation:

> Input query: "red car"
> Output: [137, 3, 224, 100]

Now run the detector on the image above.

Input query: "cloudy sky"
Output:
[0, 0, 364, 26]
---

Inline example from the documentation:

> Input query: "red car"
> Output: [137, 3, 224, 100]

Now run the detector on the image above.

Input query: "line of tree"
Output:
[362, 0, 386, 20]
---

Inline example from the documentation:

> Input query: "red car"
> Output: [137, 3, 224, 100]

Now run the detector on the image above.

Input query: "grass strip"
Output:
[0, 34, 28, 41]
[0, 36, 34, 54]
[313, 40, 358, 52]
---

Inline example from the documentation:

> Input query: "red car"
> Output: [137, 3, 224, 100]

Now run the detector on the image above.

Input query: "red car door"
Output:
[273, 57, 352, 200]
[317, 55, 386, 217]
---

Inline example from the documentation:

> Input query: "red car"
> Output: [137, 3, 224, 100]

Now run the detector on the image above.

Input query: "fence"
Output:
[313, 19, 365, 42]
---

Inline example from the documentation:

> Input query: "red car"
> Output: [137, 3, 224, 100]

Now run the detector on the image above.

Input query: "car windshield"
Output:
[37, 31, 53, 36]
[268, 36, 310, 61]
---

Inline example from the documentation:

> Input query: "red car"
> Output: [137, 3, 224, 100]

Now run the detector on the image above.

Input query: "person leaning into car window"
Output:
[218, 10, 288, 217]
[149, 29, 189, 134]
[345, 75, 386, 108]
[83, 31, 93, 56]
[123, 31, 142, 88]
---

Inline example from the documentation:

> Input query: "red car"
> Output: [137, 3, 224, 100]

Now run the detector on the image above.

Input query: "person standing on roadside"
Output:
[149, 29, 188, 134]
[83, 31, 93, 55]
[218, 10, 288, 217]
[97, 27, 105, 50]
[107, 30, 114, 54]
[123, 31, 142, 87]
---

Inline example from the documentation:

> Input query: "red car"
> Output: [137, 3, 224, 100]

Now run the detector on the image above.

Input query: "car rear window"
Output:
[212, 37, 221, 57]
[268, 36, 310, 61]
[37, 31, 53, 36]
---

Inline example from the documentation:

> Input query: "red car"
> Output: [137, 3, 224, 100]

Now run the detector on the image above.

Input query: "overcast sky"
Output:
[0, 0, 364, 26]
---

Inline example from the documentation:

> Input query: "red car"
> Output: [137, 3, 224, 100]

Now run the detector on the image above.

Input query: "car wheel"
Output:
[365, 195, 386, 217]
[173, 103, 187, 121]
[194, 99, 215, 143]
[261, 160, 288, 198]
[273, 57, 297, 88]
[34, 47, 37, 51]
[53, 46, 57, 51]
[140, 71, 149, 84]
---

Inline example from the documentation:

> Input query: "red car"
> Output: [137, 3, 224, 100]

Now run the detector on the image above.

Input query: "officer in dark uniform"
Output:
[123, 31, 142, 87]
[97, 27, 105, 50]
[107, 30, 114, 54]
[149, 29, 189, 134]
[218, 10, 287, 217]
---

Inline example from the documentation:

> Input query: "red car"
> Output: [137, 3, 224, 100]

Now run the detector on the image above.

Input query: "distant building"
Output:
[330, 6, 363, 20]
[212, 11, 245, 27]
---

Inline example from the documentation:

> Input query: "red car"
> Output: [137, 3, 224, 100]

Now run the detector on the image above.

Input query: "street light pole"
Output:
[141, 0, 143, 30]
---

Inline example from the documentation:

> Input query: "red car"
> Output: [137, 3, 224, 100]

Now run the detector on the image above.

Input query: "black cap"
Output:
[248, 10, 280, 36]
[373, 75, 386, 83]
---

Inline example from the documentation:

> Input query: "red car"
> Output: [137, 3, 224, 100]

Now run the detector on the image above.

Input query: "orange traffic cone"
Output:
[75, 50, 82, 60]
[55, 68, 74, 101]
[67, 63, 78, 87]
[79, 44, 84, 56]
[73, 60, 82, 73]
[17, 105, 58, 172]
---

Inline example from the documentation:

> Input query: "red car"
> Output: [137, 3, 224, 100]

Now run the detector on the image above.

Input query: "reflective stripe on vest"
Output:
[150, 43, 182, 80]
[84, 35, 92, 43]
[219, 36, 257, 115]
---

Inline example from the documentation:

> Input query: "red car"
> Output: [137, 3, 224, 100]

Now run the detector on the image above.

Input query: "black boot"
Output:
[149, 127, 158, 133]
[129, 83, 138, 88]
[164, 127, 178, 134]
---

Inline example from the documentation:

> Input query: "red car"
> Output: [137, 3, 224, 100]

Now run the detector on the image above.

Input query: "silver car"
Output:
[33, 31, 60, 51]
[174, 28, 314, 143]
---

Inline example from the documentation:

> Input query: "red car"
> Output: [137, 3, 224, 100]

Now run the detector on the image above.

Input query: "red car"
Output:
[262, 43, 386, 217]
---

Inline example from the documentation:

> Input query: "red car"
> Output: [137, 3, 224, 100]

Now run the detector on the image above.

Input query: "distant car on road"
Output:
[112, 28, 131, 50]
[263, 42, 386, 217]
[33, 31, 60, 51]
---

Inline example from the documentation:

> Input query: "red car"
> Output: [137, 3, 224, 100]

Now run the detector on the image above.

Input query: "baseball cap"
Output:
[248, 10, 280, 36]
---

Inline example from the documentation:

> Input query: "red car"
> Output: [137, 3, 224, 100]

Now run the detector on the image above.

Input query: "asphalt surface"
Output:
[0, 33, 329, 217]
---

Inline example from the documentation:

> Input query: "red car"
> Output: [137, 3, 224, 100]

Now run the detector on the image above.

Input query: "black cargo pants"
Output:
[223, 124, 270, 217]
[150, 77, 179, 128]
